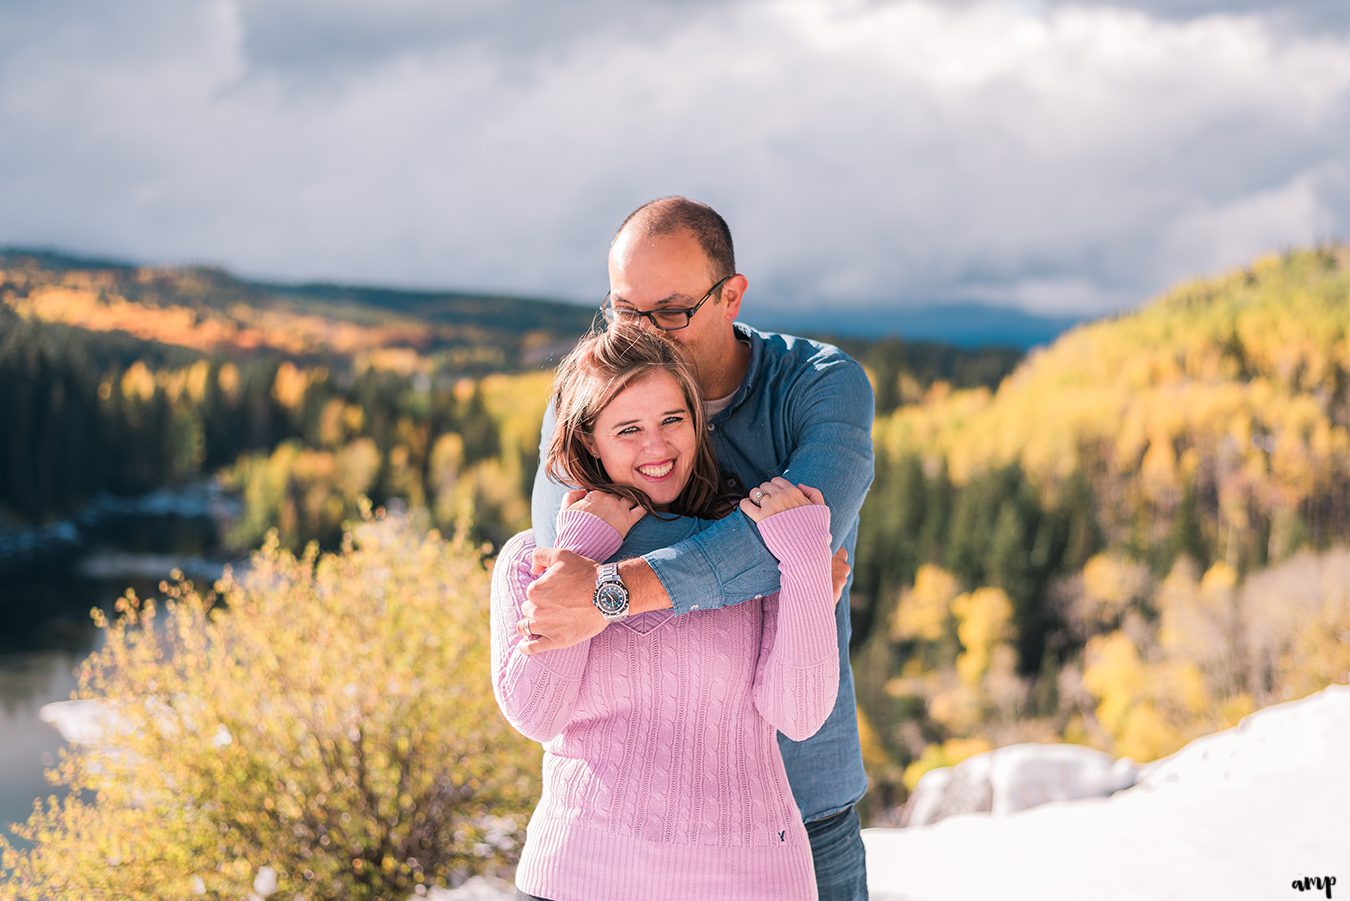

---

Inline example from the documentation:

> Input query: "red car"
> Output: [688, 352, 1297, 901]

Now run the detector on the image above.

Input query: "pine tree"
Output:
[1167, 477, 1208, 570]
[1055, 469, 1102, 573]
[918, 458, 952, 564]
[988, 492, 1042, 676]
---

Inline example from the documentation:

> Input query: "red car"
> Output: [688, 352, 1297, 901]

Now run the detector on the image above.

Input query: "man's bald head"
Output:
[613, 196, 736, 282]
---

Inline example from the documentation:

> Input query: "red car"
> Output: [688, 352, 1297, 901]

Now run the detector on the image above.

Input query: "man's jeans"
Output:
[807, 805, 869, 901]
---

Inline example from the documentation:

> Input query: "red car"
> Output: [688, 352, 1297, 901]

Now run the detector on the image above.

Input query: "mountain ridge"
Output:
[2, 246, 1081, 350]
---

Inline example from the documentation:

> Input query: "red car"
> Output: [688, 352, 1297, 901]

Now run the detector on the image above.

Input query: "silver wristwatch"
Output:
[592, 562, 631, 622]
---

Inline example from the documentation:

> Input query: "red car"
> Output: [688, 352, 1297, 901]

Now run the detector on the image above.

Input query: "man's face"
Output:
[606, 227, 740, 365]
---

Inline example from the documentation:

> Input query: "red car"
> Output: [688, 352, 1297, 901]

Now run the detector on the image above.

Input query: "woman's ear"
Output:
[580, 433, 598, 457]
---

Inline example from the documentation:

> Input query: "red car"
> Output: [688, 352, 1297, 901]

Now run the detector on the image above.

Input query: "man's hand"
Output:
[519, 547, 607, 655]
[831, 547, 850, 603]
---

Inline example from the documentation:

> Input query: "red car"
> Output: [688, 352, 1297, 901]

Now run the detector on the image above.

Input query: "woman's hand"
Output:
[739, 477, 825, 523]
[561, 488, 646, 538]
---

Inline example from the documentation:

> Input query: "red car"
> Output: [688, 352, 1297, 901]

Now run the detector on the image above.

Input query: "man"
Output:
[525, 196, 875, 900]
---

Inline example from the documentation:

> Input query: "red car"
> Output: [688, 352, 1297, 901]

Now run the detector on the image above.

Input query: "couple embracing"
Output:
[490, 196, 875, 900]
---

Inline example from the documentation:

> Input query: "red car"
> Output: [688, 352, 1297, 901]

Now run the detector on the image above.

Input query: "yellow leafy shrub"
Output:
[0, 512, 540, 900]
[1078, 553, 1150, 633]
[952, 587, 1013, 687]
[892, 564, 960, 643]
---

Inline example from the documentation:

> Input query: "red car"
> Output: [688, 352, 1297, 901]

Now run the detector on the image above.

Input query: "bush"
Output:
[0, 509, 540, 900]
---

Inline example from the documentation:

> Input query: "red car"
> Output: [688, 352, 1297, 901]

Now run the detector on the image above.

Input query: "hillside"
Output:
[850, 246, 1350, 813]
[0, 249, 595, 372]
[881, 246, 1350, 557]
[0, 247, 1022, 545]
[0, 249, 1027, 386]
[857, 245, 1350, 615]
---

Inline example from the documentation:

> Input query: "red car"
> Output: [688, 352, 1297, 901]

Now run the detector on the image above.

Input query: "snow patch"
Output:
[865, 685, 1350, 900]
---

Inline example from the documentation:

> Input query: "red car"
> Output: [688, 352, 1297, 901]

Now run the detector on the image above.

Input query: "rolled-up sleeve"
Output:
[643, 356, 875, 615]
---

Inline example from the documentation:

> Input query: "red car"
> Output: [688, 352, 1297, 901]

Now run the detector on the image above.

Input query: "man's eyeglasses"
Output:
[600, 274, 733, 331]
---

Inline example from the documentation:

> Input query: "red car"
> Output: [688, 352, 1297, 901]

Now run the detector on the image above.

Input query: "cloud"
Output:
[1, 0, 1348, 318]
[228, 0, 733, 81]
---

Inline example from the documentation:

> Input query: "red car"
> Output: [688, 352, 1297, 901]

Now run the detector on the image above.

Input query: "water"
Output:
[0, 511, 234, 843]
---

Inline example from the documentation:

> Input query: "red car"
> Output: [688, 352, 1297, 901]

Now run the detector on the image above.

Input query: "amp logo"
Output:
[1292, 875, 1336, 898]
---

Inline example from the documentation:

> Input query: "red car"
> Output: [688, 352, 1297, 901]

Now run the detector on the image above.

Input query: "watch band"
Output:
[593, 562, 630, 622]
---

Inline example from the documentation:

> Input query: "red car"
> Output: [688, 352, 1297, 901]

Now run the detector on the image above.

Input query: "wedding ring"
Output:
[752, 489, 766, 503]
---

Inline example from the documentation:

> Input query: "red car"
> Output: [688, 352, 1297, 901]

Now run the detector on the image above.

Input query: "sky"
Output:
[1, 0, 1348, 318]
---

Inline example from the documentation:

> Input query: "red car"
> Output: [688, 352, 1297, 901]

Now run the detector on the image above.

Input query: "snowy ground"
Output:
[864, 684, 1349, 901]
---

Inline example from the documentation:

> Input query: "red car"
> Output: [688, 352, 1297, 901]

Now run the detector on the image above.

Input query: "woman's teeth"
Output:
[637, 460, 674, 478]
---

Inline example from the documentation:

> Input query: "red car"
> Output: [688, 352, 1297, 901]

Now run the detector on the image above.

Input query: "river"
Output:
[0, 494, 237, 845]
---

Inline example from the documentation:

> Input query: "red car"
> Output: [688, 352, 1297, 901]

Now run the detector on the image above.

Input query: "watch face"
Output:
[595, 583, 628, 617]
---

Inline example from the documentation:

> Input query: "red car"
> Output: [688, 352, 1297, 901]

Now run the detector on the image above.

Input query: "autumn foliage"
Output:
[4, 245, 1349, 832]
[0, 511, 540, 900]
[853, 247, 1350, 800]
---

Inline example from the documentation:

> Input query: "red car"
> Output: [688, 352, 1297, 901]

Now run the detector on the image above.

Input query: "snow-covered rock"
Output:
[902, 742, 1138, 825]
[865, 684, 1350, 901]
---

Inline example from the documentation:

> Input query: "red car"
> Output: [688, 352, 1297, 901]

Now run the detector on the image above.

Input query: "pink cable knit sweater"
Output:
[490, 505, 838, 901]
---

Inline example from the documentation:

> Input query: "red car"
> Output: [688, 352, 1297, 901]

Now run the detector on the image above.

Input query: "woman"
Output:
[490, 321, 838, 901]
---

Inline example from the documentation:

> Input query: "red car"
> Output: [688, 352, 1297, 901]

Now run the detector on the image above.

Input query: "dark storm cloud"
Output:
[0, 0, 1347, 317]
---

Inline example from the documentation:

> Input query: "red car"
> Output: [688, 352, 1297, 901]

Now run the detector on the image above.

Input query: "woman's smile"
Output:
[635, 459, 676, 480]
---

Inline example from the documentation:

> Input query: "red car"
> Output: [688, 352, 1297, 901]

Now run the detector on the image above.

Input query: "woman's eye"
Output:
[662, 416, 685, 426]
[618, 426, 639, 436]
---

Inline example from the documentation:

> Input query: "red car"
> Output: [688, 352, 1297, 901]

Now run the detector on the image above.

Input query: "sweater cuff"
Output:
[757, 505, 836, 663]
[755, 504, 832, 561]
[556, 509, 625, 562]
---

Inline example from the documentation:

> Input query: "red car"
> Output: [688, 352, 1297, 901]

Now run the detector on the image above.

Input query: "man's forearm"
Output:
[517, 546, 673, 656]
[617, 558, 673, 614]
[636, 511, 783, 614]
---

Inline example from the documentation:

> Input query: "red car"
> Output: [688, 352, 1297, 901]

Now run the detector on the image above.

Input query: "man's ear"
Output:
[719, 274, 748, 321]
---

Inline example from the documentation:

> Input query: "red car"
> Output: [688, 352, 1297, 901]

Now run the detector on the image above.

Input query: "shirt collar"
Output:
[709, 322, 764, 424]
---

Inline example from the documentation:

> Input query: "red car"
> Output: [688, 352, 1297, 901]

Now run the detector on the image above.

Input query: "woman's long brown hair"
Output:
[545, 321, 732, 519]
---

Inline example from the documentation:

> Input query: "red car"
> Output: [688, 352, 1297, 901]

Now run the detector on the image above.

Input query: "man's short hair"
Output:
[615, 196, 736, 280]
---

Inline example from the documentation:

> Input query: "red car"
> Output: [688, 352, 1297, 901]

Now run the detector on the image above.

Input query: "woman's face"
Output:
[587, 370, 697, 510]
